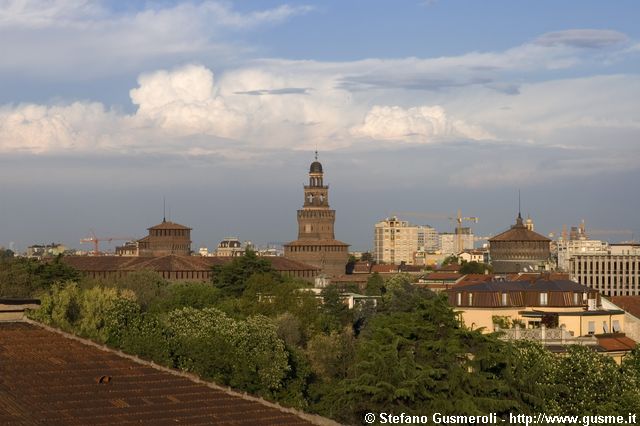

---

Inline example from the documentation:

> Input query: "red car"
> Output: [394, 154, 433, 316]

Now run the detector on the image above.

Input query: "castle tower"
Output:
[284, 153, 350, 277]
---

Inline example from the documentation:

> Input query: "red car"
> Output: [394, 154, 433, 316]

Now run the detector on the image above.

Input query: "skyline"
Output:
[1, 0, 639, 251]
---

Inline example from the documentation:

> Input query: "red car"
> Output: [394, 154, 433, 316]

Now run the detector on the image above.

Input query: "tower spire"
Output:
[163, 196, 166, 223]
[314, 150, 318, 161]
[518, 189, 522, 220]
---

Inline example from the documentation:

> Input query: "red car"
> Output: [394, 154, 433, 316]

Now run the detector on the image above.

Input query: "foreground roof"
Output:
[0, 322, 321, 425]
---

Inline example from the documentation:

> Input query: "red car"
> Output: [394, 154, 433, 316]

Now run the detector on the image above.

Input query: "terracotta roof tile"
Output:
[62, 255, 319, 273]
[609, 296, 640, 319]
[597, 336, 637, 351]
[0, 322, 318, 425]
[147, 221, 192, 230]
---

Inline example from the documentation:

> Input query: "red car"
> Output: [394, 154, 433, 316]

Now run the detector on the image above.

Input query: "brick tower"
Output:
[284, 153, 350, 277]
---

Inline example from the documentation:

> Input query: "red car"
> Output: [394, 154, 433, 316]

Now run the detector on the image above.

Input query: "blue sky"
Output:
[0, 0, 639, 251]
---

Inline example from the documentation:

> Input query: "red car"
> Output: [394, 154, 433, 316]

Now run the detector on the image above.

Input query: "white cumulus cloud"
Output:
[351, 105, 492, 142]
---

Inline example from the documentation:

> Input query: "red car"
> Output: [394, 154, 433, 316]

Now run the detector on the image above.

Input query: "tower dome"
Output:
[309, 150, 323, 173]
[309, 161, 323, 174]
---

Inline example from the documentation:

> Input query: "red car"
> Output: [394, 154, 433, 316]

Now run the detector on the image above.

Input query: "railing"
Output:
[495, 324, 598, 346]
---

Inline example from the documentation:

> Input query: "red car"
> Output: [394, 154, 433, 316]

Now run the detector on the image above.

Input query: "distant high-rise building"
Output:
[374, 216, 439, 264]
[439, 227, 474, 255]
[283, 154, 350, 276]
[569, 244, 640, 297]
[555, 223, 608, 271]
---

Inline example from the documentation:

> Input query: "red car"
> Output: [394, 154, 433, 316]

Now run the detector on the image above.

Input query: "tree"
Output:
[441, 255, 459, 266]
[365, 272, 385, 296]
[106, 270, 169, 311]
[212, 249, 275, 297]
[459, 261, 490, 274]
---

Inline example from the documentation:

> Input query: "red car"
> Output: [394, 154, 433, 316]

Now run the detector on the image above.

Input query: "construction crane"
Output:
[390, 210, 479, 253]
[449, 209, 479, 254]
[80, 231, 135, 256]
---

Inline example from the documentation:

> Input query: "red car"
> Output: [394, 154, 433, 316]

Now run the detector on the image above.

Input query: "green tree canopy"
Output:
[211, 249, 275, 297]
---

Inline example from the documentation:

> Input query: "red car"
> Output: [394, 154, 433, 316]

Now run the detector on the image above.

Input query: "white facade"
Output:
[439, 231, 474, 255]
[374, 217, 437, 265]
[556, 238, 609, 271]
[569, 246, 640, 296]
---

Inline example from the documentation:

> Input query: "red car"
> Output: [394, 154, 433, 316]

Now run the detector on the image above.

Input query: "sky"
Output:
[0, 0, 639, 252]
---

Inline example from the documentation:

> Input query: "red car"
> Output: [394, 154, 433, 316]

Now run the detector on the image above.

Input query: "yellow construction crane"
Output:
[449, 209, 479, 253]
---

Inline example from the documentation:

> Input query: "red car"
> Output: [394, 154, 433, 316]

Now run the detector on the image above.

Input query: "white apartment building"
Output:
[374, 216, 437, 265]
[556, 238, 609, 271]
[439, 228, 474, 255]
[569, 244, 640, 297]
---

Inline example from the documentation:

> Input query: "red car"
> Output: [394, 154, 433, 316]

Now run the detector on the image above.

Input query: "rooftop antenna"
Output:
[163, 196, 166, 223]
[518, 189, 522, 219]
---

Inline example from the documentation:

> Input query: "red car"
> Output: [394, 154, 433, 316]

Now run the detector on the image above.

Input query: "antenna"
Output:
[518, 189, 521, 218]
[314, 150, 318, 161]
[163, 196, 166, 223]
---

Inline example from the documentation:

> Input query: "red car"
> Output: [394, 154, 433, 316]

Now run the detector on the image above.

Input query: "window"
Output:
[603, 321, 609, 333]
[588, 321, 595, 335]
[501, 293, 508, 306]
[613, 320, 621, 333]
[573, 293, 579, 305]
[468, 293, 473, 306]
[456, 293, 462, 306]
[539, 292, 548, 306]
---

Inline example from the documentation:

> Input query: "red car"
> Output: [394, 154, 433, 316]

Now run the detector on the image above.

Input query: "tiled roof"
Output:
[0, 322, 320, 425]
[283, 239, 349, 247]
[422, 273, 462, 280]
[609, 296, 640, 319]
[62, 255, 319, 273]
[370, 264, 398, 273]
[438, 264, 461, 272]
[147, 221, 192, 230]
[597, 335, 637, 352]
[489, 226, 550, 242]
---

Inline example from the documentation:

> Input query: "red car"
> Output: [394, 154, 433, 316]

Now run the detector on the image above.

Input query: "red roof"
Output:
[423, 272, 462, 281]
[370, 264, 398, 273]
[597, 336, 637, 352]
[0, 322, 314, 425]
[438, 264, 461, 272]
[62, 255, 319, 273]
[610, 296, 640, 319]
[147, 220, 192, 230]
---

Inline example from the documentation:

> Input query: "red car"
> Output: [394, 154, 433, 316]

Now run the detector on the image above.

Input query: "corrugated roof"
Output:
[453, 279, 590, 293]
[0, 322, 319, 425]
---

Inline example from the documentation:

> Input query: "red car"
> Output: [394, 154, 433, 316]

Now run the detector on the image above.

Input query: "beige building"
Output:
[447, 278, 634, 362]
[374, 216, 438, 265]
[569, 244, 640, 297]
[284, 154, 350, 277]
[439, 228, 474, 255]
[215, 237, 244, 257]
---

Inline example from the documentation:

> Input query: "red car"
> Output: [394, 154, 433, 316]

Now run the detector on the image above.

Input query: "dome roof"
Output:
[309, 161, 323, 174]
